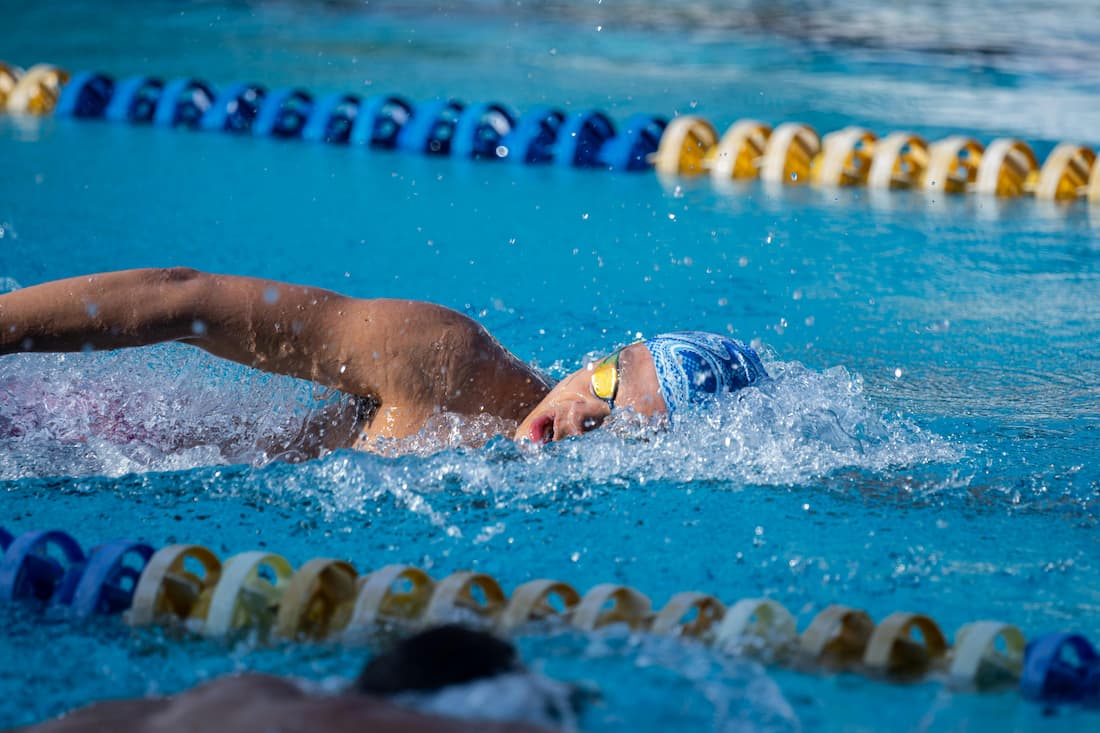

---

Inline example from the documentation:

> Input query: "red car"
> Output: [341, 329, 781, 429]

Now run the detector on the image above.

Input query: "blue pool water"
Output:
[2, 1, 1100, 730]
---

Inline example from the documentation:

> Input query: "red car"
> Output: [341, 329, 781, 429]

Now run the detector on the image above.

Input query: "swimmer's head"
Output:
[360, 624, 588, 728]
[355, 624, 520, 694]
[644, 331, 767, 423]
[513, 331, 766, 443]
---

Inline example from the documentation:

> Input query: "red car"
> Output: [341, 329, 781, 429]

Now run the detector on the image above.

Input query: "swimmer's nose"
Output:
[555, 400, 607, 439]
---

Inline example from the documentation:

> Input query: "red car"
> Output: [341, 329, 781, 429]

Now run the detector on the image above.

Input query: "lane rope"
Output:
[3, 62, 1097, 204]
[2, 526, 1099, 706]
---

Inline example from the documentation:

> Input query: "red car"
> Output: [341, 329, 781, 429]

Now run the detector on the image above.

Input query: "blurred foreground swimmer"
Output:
[0, 269, 767, 453]
[10, 624, 583, 733]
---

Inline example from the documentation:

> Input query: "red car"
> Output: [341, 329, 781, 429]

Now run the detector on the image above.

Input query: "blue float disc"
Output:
[0, 530, 86, 603]
[552, 110, 616, 168]
[105, 76, 161, 122]
[200, 83, 266, 133]
[598, 113, 668, 171]
[1021, 632, 1100, 703]
[302, 93, 360, 143]
[395, 99, 465, 155]
[349, 95, 413, 148]
[54, 71, 114, 119]
[252, 87, 313, 138]
[498, 106, 565, 164]
[451, 102, 515, 159]
[70, 540, 154, 618]
[0, 527, 12, 552]
[153, 78, 215, 128]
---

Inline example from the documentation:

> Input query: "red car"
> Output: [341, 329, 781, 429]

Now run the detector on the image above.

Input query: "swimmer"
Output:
[10, 624, 578, 733]
[0, 268, 767, 452]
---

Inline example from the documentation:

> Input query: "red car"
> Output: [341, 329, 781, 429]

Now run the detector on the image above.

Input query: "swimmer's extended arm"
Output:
[0, 268, 538, 419]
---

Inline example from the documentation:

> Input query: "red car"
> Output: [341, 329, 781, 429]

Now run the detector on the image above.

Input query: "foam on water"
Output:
[0, 347, 360, 480]
[1, 340, 962, 528]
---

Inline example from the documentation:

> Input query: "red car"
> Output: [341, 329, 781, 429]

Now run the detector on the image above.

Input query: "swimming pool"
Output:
[2, 1, 1100, 730]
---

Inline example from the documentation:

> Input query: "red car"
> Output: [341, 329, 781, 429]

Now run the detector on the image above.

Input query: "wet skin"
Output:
[513, 343, 667, 444]
[0, 268, 667, 453]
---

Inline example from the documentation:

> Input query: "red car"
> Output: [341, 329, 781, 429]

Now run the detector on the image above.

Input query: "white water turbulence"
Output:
[0, 335, 961, 494]
[0, 346, 360, 480]
[199, 355, 965, 529]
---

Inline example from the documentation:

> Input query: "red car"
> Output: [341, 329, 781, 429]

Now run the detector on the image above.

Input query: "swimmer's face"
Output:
[514, 343, 667, 444]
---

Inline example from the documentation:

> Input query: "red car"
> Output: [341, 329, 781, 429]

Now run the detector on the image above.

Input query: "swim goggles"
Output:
[589, 350, 622, 409]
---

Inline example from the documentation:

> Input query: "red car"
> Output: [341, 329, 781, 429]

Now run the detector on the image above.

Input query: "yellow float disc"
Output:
[571, 583, 652, 631]
[1034, 142, 1095, 201]
[1089, 152, 1100, 203]
[0, 62, 23, 107]
[421, 571, 507, 627]
[346, 564, 435, 635]
[650, 591, 725, 638]
[924, 136, 984, 194]
[813, 126, 877, 186]
[862, 611, 948, 679]
[867, 131, 929, 190]
[202, 551, 294, 637]
[274, 558, 358, 641]
[974, 138, 1039, 197]
[759, 122, 820, 185]
[498, 579, 580, 632]
[126, 544, 221, 627]
[4, 63, 70, 115]
[714, 598, 797, 656]
[706, 119, 772, 180]
[652, 115, 718, 176]
[948, 621, 1026, 690]
[799, 604, 874, 669]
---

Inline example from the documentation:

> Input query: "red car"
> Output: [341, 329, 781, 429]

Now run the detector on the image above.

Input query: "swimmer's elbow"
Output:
[158, 266, 205, 283]
[133, 268, 218, 337]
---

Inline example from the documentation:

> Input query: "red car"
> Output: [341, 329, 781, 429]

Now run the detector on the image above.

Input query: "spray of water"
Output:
[0, 347, 959, 490]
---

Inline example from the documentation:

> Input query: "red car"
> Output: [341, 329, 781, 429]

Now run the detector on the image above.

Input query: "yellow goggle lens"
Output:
[590, 354, 620, 402]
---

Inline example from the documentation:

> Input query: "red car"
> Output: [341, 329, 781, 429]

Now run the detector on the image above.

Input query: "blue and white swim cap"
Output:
[644, 331, 767, 420]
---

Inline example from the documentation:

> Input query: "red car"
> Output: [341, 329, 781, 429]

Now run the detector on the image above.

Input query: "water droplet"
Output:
[263, 286, 280, 304]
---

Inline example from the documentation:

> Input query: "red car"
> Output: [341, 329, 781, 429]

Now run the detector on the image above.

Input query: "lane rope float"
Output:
[3, 526, 1099, 707]
[3, 61, 1096, 206]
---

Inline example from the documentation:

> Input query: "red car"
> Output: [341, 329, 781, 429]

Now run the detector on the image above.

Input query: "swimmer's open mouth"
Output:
[530, 414, 555, 444]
